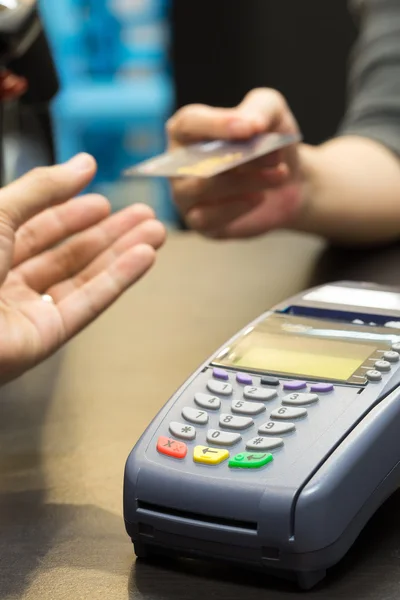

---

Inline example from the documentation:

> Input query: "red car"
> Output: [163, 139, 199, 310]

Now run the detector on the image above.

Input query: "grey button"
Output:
[270, 407, 307, 420]
[243, 386, 277, 401]
[194, 393, 221, 410]
[231, 400, 266, 415]
[392, 342, 400, 352]
[182, 407, 209, 425]
[219, 413, 254, 430]
[206, 429, 241, 446]
[258, 421, 296, 435]
[366, 369, 382, 382]
[383, 351, 400, 363]
[282, 393, 319, 406]
[246, 436, 283, 451]
[260, 376, 280, 386]
[207, 380, 233, 396]
[374, 360, 391, 372]
[169, 422, 196, 440]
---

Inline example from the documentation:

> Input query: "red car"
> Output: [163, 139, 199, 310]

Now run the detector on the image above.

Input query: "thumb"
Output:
[0, 153, 96, 284]
[0, 153, 96, 231]
[236, 88, 294, 134]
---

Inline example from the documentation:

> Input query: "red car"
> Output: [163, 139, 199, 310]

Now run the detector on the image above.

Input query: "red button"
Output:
[157, 436, 187, 459]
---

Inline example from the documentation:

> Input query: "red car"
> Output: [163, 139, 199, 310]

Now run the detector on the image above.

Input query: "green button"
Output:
[229, 452, 273, 469]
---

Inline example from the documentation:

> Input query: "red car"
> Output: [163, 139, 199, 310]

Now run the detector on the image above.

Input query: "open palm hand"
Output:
[0, 153, 165, 384]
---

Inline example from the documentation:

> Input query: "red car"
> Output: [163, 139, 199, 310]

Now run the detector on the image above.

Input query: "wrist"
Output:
[285, 143, 320, 232]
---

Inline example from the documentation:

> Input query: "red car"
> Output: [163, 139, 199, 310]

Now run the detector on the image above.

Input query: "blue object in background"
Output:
[38, 0, 177, 225]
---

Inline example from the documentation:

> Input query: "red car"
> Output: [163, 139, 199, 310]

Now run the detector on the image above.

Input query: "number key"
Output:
[206, 429, 242, 446]
[244, 386, 277, 401]
[270, 407, 307, 420]
[282, 393, 318, 406]
[258, 421, 296, 435]
[194, 393, 221, 410]
[207, 380, 233, 396]
[219, 413, 254, 430]
[182, 407, 209, 425]
[231, 400, 266, 415]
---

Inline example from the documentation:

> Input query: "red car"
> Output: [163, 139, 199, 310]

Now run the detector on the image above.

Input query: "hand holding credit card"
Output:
[123, 132, 302, 179]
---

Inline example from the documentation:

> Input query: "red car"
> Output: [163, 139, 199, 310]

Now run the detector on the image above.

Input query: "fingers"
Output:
[16, 203, 162, 293]
[56, 243, 157, 340]
[167, 88, 301, 239]
[167, 104, 263, 148]
[236, 88, 297, 133]
[173, 163, 289, 215]
[187, 185, 302, 239]
[13, 194, 111, 266]
[48, 218, 165, 300]
[186, 194, 265, 234]
[167, 88, 298, 150]
[0, 154, 97, 235]
[68, 218, 165, 288]
[0, 70, 28, 100]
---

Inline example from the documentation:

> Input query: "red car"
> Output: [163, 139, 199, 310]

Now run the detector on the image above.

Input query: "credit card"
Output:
[123, 132, 302, 179]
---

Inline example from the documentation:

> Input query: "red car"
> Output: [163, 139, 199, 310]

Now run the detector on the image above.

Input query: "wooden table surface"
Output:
[2, 231, 400, 600]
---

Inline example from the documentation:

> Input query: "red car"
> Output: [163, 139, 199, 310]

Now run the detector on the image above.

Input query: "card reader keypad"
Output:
[155, 365, 386, 471]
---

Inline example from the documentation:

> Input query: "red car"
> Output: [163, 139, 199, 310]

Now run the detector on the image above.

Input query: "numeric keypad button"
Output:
[270, 407, 307, 420]
[260, 376, 280, 386]
[282, 393, 318, 406]
[169, 422, 196, 440]
[207, 380, 233, 396]
[219, 414, 254, 430]
[366, 369, 382, 382]
[194, 393, 221, 410]
[236, 373, 253, 385]
[182, 407, 209, 425]
[258, 421, 296, 435]
[213, 368, 229, 380]
[243, 386, 277, 401]
[206, 429, 241, 446]
[231, 400, 266, 415]
[283, 380, 307, 391]
[374, 360, 391, 372]
[246, 436, 283, 451]
[383, 351, 400, 363]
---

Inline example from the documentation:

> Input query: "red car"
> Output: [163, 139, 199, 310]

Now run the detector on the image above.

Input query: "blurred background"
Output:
[7, 0, 359, 228]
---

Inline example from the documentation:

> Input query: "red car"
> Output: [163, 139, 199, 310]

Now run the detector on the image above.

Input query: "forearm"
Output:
[292, 136, 400, 245]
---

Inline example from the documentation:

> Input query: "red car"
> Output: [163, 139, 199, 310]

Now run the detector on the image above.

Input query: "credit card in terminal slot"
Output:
[123, 132, 302, 179]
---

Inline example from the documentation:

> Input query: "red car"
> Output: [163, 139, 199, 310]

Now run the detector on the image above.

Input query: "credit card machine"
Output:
[123, 281, 400, 589]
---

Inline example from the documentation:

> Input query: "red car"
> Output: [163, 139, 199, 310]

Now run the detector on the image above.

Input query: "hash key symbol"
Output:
[253, 437, 264, 446]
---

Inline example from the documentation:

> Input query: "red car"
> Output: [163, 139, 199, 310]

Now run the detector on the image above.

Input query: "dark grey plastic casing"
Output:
[123, 281, 400, 589]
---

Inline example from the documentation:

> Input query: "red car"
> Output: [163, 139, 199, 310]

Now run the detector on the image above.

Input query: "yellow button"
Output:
[193, 445, 229, 465]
